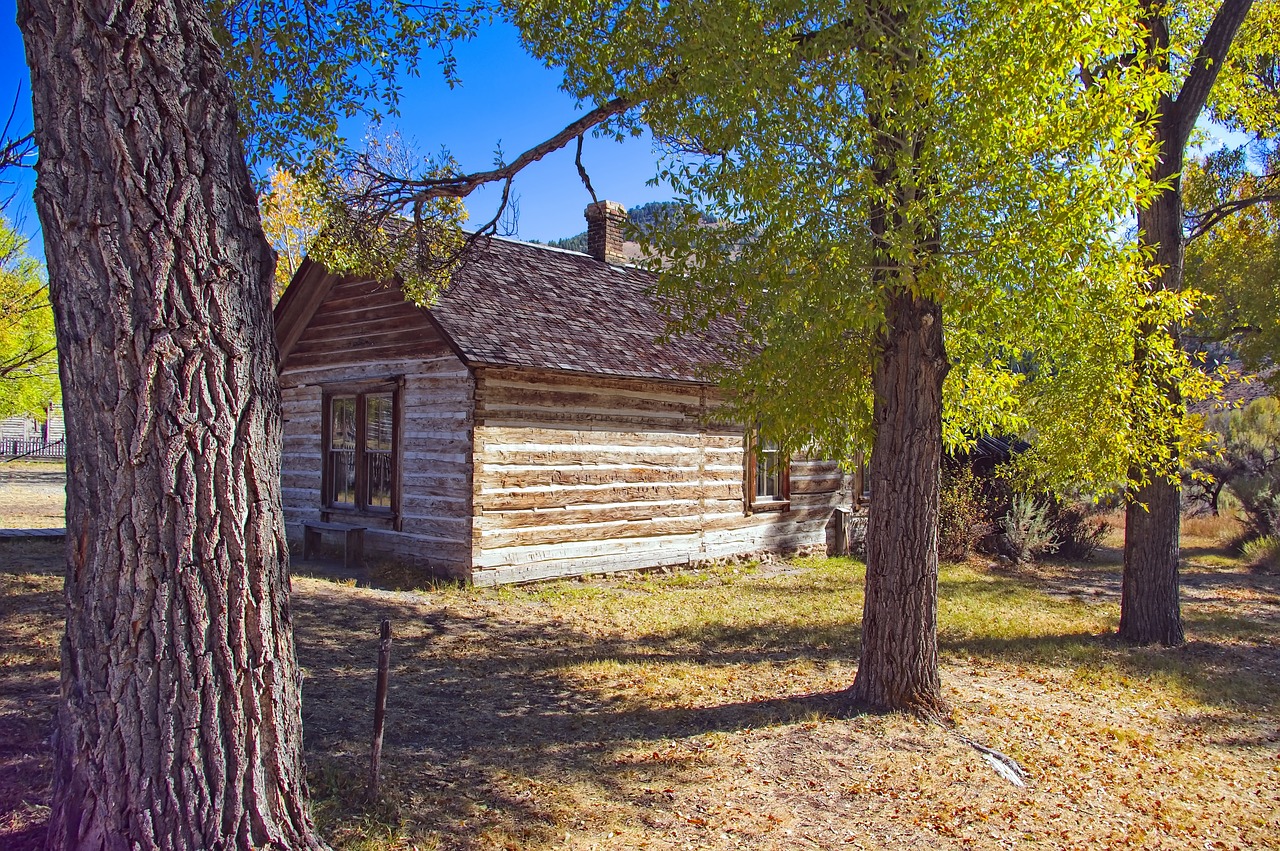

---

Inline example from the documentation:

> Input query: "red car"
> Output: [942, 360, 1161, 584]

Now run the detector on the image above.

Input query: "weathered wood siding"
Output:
[470, 367, 852, 585]
[279, 277, 475, 578]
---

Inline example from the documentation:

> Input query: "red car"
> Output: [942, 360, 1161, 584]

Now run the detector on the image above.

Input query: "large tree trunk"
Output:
[18, 0, 326, 847]
[843, 5, 947, 716]
[1119, 0, 1254, 648]
[1122, 477, 1184, 645]
[848, 290, 949, 716]
[1122, 144, 1187, 647]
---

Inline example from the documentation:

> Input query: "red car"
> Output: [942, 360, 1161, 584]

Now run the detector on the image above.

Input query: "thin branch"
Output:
[1187, 184, 1280, 240]
[469, 175, 514, 240]
[1080, 50, 1140, 90]
[0, 86, 35, 172]
[574, 134, 599, 206]
[0, 345, 56, 379]
[792, 17, 855, 49]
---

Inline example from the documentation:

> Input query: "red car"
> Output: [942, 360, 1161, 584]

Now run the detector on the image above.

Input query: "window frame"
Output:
[853, 451, 872, 507]
[319, 379, 402, 527]
[745, 428, 791, 513]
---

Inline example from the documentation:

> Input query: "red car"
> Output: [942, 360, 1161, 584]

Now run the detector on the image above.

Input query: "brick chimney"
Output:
[585, 200, 628, 265]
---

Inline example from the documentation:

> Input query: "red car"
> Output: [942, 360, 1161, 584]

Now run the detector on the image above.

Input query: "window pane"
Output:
[330, 397, 356, 451]
[365, 394, 393, 451]
[328, 450, 356, 506]
[756, 439, 782, 500]
[367, 451, 393, 509]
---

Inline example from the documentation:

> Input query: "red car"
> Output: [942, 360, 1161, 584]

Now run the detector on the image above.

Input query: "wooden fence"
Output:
[2, 439, 66, 460]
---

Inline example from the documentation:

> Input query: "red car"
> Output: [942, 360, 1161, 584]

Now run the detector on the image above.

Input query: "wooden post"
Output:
[368, 618, 392, 802]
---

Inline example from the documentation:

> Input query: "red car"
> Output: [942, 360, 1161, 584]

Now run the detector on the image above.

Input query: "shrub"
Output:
[1000, 494, 1059, 564]
[1195, 397, 1280, 537]
[1240, 535, 1280, 574]
[939, 464, 994, 561]
[1047, 500, 1109, 560]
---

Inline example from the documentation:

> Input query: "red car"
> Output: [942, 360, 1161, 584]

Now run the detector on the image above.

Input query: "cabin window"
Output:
[853, 452, 872, 506]
[323, 388, 398, 515]
[746, 430, 790, 512]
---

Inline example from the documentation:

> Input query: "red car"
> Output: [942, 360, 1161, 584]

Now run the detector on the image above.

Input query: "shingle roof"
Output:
[427, 236, 732, 383]
[1188, 363, 1277, 417]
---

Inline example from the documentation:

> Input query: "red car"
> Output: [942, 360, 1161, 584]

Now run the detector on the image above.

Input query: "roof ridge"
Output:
[480, 231, 646, 271]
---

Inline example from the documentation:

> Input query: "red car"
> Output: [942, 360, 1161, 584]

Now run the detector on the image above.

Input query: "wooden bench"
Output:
[302, 521, 367, 570]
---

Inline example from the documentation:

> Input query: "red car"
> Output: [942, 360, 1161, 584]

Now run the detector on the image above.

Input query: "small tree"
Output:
[0, 215, 57, 419]
[1119, 0, 1280, 648]
[1207, 397, 1280, 538]
[259, 168, 324, 300]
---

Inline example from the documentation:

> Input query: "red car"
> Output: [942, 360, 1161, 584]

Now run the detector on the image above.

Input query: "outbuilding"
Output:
[274, 202, 862, 584]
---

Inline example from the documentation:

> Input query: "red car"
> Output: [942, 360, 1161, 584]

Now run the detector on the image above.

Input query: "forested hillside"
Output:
[539, 200, 715, 252]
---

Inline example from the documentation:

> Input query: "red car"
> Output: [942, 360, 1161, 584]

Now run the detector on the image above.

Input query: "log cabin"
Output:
[274, 201, 865, 585]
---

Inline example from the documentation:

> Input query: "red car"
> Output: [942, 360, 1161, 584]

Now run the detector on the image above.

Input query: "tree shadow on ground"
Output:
[292, 583, 870, 849]
[3, 543, 1275, 851]
[291, 568, 1278, 849]
[0, 569, 61, 851]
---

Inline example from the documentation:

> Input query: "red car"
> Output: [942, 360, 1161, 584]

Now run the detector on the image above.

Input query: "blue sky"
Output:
[2, 7, 1259, 256]
[0, 14, 669, 249]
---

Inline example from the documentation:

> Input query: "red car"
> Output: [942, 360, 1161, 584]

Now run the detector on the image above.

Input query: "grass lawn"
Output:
[1, 527, 1276, 849]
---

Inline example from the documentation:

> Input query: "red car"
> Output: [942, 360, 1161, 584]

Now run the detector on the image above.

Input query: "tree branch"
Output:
[1169, 0, 1256, 150]
[574, 133, 599, 206]
[0, 87, 34, 173]
[1187, 182, 1280, 240]
[407, 96, 634, 204]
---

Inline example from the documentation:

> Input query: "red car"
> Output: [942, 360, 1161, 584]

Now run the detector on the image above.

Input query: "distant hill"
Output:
[536, 201, 715, 253]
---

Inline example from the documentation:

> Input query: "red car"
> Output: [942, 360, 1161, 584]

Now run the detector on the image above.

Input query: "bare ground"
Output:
[0, 462, 65, 529]
[1, 534, 1277, 850]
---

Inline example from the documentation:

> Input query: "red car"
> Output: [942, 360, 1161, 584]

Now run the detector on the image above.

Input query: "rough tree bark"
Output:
[847, 290, 949, 716]
[844, 7, 948, 716]
[1122, 479, 1185, 644]
[1122, 130, 1187, 647]
[1121, 0, 1254, 646]
[18, 0, 327, 846]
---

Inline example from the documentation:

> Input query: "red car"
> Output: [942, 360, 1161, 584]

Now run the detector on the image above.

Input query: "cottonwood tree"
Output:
[520, 0, 1170, 714]
[1120, 0, 1279, 646]
[18, 0, 353, 839]
[16, 0, 628, 845]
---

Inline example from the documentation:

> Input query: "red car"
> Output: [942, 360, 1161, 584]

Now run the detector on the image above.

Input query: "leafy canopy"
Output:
[209, 0, 488, 169]
[258, 168, 324, 299]
[520, 0, 1195, 493]
[207, 1, 481, 300]
[0, 215, 58, 419]
[1202, 0, 1280, 139]
[1184, 148, 1280, 372]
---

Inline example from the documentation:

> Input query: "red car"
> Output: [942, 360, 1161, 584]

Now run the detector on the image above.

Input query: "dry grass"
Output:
[1182, 512, 1246, 546]
[2, 539, 1278, 850]
[0, 462, 65, 529]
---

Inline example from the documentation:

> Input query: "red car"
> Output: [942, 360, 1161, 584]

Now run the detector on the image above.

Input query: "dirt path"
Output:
[0, 463, 65, 529]
[1017, 541, 1280, 633]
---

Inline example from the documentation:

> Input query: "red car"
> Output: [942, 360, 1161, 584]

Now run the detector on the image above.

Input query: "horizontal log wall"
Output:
[471, 367, 853, 585]
[279, 277, 475, 579]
